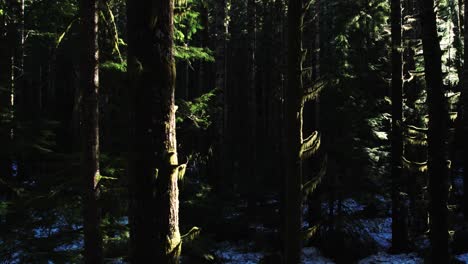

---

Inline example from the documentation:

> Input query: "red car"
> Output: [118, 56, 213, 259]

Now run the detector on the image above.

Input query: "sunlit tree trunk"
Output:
[450, 0, 463, 82]
[127, 0, 181, 262]
[390, 0, 408, 252]
[420, 0, 449, 262]
[79, 0, 103, 262]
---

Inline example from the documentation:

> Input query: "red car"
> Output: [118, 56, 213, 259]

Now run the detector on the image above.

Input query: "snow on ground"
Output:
[302, 247, 335, 264]
[214, 242, 263, 264]
[456, 253, 468, 263]
[454, 175, 464, 196]
[214, 243, 334, 264]
[321, 198, 366, 215]
[359, 217, 392, 250]
[54, 239, 83, 252]
[358, 252, 423, 264]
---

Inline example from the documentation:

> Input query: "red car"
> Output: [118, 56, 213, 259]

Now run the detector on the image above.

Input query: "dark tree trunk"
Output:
[214, 0, 231, 189]
[420, 0, 450, 262]
[127, 0, 181, 263]
[463, 0, 468, 220]
[247, 0, 258, 213]
[390, 0, 408, 252]
[284, 0, 303, 262]
[0, 3, 12, 193]
[79, 0, 103, 262]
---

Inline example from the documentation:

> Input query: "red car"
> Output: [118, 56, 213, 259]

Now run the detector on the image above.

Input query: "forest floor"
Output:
[204, 190, 468, 264]
[4, 170, 468, 263]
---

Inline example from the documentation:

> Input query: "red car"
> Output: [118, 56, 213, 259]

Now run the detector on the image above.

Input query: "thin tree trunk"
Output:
[460, 0, 465, 36]
[391, 0, 408, 252]
[463, 0, 468, 220]
[127, 0, 181, 262]
[0, 3, 12, 193]
[284, 0, 303, 262]
[79, 0, 103, 262]
[420, 0, 450, 262]
[450, 0, 463, 83]
[247, 0, 258, 213]
[214, 0, 231, 188]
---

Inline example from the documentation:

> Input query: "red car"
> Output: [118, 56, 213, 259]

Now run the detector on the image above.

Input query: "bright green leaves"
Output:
[101, 61, 127, 73]
[176, 89, 217, 129]
[174, 0, 214, 62]
[174, 4, 202, 43]
[174, 46, 214, 62]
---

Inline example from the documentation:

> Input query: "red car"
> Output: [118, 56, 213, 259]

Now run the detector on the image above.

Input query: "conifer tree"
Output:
[420, 0, 449, 262]
[390, 0, 408, 251]
[127, 0, 182, 262]
[79, 0, 103, 262]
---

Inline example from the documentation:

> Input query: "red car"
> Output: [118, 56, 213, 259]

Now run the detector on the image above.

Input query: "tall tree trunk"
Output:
[247, 0, 258, 213]
[391, 0, 408, 252]
[127, 0, 181, 262]
[420, 0, 450, 262]
[284, 0, 303, 262]
[450, 0, 463, 83]
[463, 0, 468, 220]
[79, 0, 103, 262]
[461, 0, 465, 37]
[0, 3, 12, 193]
[213, 0, 231, 188]
[11, 0, 23, 120]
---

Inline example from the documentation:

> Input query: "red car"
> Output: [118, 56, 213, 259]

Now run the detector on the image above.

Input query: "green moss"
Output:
[101, 61, 127, 73]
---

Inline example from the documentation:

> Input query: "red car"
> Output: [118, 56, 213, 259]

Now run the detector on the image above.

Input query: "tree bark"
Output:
[420, 0, 450, 262]
[284, 0, 304, 262]
[463, 0, 468, 220]
[127, 0, 181, 262]
[0, 2, 12, 193]
[390, 0, 408, 252]
[247, 0, 258, 213]
[214, 0, 231, 188]
[79, 0, 103, 263]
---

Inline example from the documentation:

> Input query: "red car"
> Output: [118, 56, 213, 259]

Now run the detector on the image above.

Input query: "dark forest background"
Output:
[1, 0, 468, 263]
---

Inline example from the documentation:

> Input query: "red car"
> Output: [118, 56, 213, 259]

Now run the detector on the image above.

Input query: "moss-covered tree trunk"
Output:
[127, 0, 181, 263]
[284, 0, 303, 262]
[390, 0, 408, 252]
[420, 0, 449, 262]
[79, 0, 103, 262]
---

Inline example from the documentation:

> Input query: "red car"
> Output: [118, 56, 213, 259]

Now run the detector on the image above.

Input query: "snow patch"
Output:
[54, 239, 83, 252]
[302, 247, 335, 264]
[343, 217, 392, 250]
[214, 242, 262, 264]
[321, 198, 365, 216]
[456, 253, 468, 263]
[358, 252, 423, 264]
